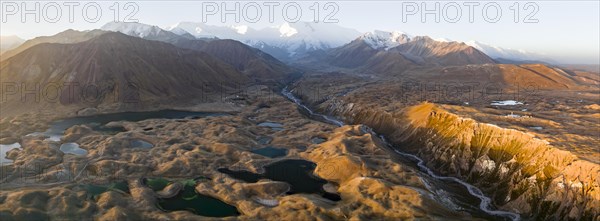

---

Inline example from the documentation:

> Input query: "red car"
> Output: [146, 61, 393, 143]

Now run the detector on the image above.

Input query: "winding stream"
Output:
[281, 86, 520, 221]
[281, 87, 344, 127]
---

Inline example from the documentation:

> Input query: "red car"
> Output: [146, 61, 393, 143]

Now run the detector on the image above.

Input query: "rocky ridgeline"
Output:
[315, 99, 599, 220]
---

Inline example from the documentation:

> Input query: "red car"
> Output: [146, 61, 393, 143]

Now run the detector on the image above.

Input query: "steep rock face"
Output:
[303, 96, 599, 220]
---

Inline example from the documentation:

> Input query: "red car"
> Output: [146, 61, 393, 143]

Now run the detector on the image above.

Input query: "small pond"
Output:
[490, 100, 523, 106]
[0, 143, 21, 165]
[82, 180, 130, 200]
[311, 137, 326, 144]
[59, 143, 88, 156]
[257, 122, 284, 131]
[130, 139, 154, 149]
[143, 178, 240, 217]
[218, 159, 341, 201]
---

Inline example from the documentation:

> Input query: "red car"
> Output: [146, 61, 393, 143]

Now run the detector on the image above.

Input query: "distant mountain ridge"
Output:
[0, 35, 25, 55]
[101, 22, 292, 80]
[303, 31, 495, 74]
[101, 22, 196, 42]
[100, 23, 499, 72]
[3, 21, 567, 65]
[465, 41, 557, 64]
[167, 21, 362, 61]
[1, 30, 107, 61]
[358, 30, 411, 50]
[164, 22, 558, 64]
[1, 22, 595, 116]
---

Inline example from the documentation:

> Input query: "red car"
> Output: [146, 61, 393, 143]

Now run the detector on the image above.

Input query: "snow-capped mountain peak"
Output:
[167, 21, 361, 60]
[232, 25, 249, 35]
[278, 23, 298, 37]
[102, 21, 553, 64]
[101, 22, 163, 38]
[360, 30, 411, 50]
[166, 22, 244, 39]
[168, 27, 191, 36]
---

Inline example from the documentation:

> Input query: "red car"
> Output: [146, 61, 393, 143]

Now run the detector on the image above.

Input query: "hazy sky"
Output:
[1, 1, 598, 64]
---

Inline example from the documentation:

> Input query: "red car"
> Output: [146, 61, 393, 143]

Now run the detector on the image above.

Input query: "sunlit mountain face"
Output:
[0, 1, 598, 221]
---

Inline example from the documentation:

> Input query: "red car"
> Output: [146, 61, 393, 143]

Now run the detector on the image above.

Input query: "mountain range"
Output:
[101, 22, 292, 80]
[1, 21, 596, 115]
[299, 31, 495, 74]
[1, 22, 562, 64]
[160, 22, 559, 64]
[164, 22, 555, 64]
[166, 21, 361, 61]
[95, 22, 556, 67]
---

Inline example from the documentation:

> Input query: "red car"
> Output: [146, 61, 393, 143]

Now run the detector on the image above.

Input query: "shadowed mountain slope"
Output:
[0, 32, 249, 114]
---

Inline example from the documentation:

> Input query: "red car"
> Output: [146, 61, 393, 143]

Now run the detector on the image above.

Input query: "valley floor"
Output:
[0, 74, 598, 220]
[0, 85, 479, 220]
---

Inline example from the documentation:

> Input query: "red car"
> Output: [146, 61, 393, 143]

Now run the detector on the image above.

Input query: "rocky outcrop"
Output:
[320, 101, 599, 220]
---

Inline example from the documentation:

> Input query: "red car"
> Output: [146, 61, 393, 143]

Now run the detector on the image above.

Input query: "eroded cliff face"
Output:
[316, 100, 599, 220]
